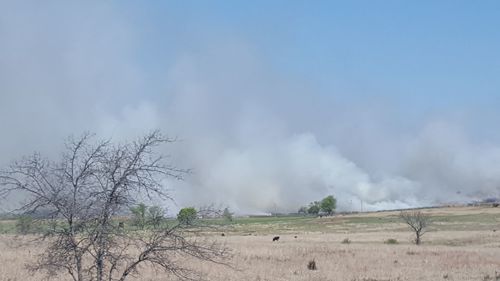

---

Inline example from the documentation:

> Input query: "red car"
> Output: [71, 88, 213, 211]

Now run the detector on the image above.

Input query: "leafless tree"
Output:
[0, 131, 230, 281]
[399, 210, 430, 245]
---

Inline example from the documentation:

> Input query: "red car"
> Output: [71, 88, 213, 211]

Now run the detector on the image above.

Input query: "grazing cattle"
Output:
[272, 236, 280, 242]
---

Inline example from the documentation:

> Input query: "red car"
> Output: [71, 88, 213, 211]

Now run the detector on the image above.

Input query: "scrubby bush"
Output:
[341, 238, 351, 244]
[385, 238, 398, 244]
[16, 215, 33, 235]
[307, 259, 317, 270]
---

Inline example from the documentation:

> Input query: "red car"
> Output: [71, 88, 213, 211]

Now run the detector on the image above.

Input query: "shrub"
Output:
[341, 238, 351, 244]
[16, 215, 33, 235]
[307, 259, 317, 270]
[385, 238, 398, 244]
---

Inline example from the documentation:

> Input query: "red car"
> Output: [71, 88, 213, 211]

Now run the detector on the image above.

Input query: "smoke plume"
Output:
[1, 2, 500, 213]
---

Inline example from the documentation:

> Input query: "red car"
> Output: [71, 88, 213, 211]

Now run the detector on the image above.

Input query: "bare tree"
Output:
[399, 210, 430, 245]
[0, 131, 230, 281]
[146, 205, 165, 229]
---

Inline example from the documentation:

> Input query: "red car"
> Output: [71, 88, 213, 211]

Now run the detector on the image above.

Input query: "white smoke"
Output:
[171, 132, 423, 213]
[1, 2, 500, 214]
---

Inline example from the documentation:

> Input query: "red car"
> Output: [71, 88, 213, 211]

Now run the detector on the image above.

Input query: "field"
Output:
[1, 206, 500, 280]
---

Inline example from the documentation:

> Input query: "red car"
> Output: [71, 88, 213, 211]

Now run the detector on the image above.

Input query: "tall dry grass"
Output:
[1, 230, 500, 281]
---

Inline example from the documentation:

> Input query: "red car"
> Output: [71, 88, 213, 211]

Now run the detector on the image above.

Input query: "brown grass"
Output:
[2, 206, 500, 281]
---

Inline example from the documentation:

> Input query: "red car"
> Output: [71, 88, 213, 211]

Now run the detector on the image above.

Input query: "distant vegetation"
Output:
[15, 215, 34, 235]
[385, 238, 398, 244]
[341, 238, 351, 244]
[298, 195, 337, 216]
[177, 207, 198, 225]
[130, 203, 166, 229]
[320, 195, 337, 215]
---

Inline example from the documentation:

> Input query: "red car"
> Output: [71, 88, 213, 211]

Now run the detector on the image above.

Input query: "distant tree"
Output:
[308, 201, 321, 215]
[177, 207, 198, 225]
[320, 195, 337, 215]
[147, 206, 165, 228]
[196, 203, 225, 219]
[222, 207, 233, 222]
[298, 206, 308, 216]
[399, 210, 430, 245]
[130, 203, 147, 230]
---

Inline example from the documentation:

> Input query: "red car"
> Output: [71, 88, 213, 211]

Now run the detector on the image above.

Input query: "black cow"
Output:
[272, 236, 280, 242]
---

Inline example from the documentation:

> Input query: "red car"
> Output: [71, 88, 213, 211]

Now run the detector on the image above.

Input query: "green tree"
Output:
[320, 195, 337, 215]
[177, 207, 197, 225]
[130, 203, 147, 230]
[308, 201, 321, 215]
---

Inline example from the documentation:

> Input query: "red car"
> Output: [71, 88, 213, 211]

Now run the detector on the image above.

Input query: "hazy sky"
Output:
[1, 1, 500, 213]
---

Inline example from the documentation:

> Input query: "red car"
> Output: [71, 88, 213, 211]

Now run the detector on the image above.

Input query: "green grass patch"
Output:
[1, 208, 498, 236]
[342, 216, 399, 225]
[0, 220, 16, 234]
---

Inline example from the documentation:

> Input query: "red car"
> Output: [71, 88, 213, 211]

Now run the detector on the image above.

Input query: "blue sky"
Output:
[1, 1, 500, 212]
[128, 1, 500, 103]
[113, 0, 500, 140]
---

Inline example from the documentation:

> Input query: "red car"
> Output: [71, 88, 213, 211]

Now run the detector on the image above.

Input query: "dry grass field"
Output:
[1, 206, 500, 281]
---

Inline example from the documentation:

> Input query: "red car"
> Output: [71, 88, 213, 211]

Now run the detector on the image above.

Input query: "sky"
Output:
[1, 1, 500, 213]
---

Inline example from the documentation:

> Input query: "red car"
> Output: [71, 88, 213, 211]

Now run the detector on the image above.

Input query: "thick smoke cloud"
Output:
[401, 122, 500, 204]
[1, 3, 500, 213]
